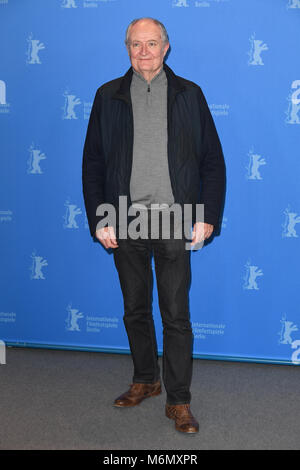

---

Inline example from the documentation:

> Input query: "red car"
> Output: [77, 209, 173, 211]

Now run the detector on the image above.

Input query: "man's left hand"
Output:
[191, 222, 214, 246]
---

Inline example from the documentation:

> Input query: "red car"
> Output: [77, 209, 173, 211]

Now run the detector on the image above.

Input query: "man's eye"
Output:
[149, 42, 157, 47]
[132, 43, 140, 48]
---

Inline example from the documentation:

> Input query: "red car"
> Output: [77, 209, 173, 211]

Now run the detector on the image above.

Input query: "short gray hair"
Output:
[125, 17, 169, 47]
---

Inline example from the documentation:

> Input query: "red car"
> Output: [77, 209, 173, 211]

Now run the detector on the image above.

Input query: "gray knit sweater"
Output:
[129, 67, 175, 212]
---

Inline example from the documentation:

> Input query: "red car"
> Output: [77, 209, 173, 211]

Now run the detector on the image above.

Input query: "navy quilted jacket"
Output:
[82, 63, 226, 238]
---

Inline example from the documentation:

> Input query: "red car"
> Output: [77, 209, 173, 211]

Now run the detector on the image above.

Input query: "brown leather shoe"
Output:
[165, 403, 199, 433]
[113, 380, 162, 407]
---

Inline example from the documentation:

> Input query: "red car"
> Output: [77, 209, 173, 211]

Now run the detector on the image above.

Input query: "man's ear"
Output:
[163, 42, 170, 58]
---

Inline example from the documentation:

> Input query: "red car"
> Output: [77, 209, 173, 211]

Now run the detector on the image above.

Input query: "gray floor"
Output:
[1, 346, 299, 450]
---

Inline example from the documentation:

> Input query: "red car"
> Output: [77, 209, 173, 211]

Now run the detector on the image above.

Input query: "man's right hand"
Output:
[95, 226, 118, 249]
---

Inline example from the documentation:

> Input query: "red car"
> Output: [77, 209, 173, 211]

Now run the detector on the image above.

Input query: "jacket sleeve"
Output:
[197, 86, 226, 230]
[82, 88, 107, 238]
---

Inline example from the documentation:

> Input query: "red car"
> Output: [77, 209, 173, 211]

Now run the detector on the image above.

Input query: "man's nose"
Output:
[140, 43, 148, 55]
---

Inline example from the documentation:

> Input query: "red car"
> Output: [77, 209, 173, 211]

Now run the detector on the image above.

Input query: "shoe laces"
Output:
[130, 382, 148, 392]
[171, 404, 191, 417]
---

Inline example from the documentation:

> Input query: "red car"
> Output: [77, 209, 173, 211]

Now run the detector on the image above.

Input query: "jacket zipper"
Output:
[114, 95, 134, 209]
[167, 93, 179, 203]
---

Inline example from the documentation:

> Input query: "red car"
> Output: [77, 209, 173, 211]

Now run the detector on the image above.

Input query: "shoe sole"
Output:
[113, 387, 162, 407]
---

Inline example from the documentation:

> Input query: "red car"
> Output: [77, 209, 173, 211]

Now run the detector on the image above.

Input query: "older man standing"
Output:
[82, 17, 226, 434]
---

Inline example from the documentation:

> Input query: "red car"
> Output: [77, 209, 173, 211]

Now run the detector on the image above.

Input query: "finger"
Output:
[195, 229, 206, 244]
[98, 229, 110, 248]
[196, 228, 205, 243]
[190, 231, 196, 245]
[191, 229, 204, 245]
[204, 229, 213, 239]
[108, 227, 118, 247]
[106, 236, 119, 249]
[105, 239, 113, 249]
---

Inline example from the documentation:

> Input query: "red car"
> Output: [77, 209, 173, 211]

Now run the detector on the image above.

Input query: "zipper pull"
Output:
[147, 83, 151, 106]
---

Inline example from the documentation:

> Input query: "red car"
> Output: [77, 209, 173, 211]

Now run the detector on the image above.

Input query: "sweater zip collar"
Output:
[112, 63, 186, 106]
[132, 66, 165, 88]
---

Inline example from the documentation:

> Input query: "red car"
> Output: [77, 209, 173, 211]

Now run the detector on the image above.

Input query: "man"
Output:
[82, 18, 226, 434]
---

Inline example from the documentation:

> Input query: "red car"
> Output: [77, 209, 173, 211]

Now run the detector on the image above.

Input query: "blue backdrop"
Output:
[1, 0, 300, 365]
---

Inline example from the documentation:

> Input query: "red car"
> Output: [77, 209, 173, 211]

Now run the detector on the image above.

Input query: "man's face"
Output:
[127, 20, 169, 78]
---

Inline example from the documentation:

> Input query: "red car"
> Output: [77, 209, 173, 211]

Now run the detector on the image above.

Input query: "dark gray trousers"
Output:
[113, 211, 194, 405]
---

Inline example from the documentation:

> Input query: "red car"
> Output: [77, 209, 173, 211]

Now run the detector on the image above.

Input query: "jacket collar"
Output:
[112, 62, 186, 105]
